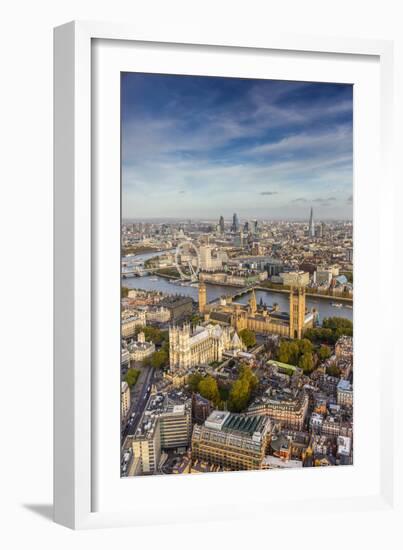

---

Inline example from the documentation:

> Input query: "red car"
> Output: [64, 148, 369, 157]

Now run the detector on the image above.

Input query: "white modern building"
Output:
[121, 381, 131, 418]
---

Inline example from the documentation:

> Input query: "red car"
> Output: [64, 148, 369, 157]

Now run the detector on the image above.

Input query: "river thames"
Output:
[123, 250, 353, 324]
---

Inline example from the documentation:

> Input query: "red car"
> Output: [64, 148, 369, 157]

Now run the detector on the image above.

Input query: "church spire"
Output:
[249, 289, 257, 315]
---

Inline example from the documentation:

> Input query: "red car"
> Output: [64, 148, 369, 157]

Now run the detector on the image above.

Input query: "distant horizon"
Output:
[122, 212, 353, 224]
[122, 74, 353, 220]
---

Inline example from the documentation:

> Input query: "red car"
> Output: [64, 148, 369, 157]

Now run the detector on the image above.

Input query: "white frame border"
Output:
[54, 21, 397, 530]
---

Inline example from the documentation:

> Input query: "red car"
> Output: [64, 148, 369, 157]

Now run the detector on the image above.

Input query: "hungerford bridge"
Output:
[122, 241, 200, 281]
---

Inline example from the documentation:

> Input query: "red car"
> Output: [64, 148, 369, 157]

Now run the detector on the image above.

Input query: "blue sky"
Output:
[122, 73, 353, 220]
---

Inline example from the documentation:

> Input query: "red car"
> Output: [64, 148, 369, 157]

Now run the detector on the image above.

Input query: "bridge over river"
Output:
[123, 275, 353, 323]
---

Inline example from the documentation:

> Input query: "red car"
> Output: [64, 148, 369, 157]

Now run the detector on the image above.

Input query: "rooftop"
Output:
[161, 295, 193, 306]
[264, 455, 303, 469]
[337, 379, 352, 392]
[222, 413, 266, 436]
[268, 360, 298, 372]
[205, 410, 230, 430]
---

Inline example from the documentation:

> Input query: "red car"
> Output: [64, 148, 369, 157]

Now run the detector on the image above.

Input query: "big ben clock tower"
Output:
[289, 284, 306, 339]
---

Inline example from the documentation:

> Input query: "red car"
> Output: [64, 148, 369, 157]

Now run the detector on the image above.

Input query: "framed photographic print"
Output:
[54, 21, 398, 530]
[119, 72, 354, 477]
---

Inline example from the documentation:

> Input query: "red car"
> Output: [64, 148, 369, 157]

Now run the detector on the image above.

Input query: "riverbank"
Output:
[125, 273, 353, 303]
[255, 285, 353, 303]
[123, 246, 162, 256]
[154, 271, 180, 280]
[123, 275, 353, 322]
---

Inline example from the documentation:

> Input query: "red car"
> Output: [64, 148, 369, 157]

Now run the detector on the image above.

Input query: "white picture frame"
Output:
[54, 21, 399, 530]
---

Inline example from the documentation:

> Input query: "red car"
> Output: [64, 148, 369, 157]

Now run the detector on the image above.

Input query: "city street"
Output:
[122, 364, 154, 442]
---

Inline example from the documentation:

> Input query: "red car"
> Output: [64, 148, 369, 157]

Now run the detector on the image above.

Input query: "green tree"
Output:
[318, 344, 332, 361]
[161, 339, 170, 355]
[188, 372, 203, 392]
[304, 327, 336, 344]
[135, 326, 168, 345]
[299, 352, 314, 373]
[239, 365, 258, 392]
[228, 378, 250, 412]
[277, 340, 299, 365]
[239, 328, 257, 349]
[121, 286, 129, 298]
[124, 368, 140, 388]
[198, 375, 220, 405]
[322, 317, 353, 332]
[326, 364, 341, 377]
[277, 340, 292, 363]
[299, 338, 313, 355]
[227, 365, 258, 412]
[150, 350, 168, 369]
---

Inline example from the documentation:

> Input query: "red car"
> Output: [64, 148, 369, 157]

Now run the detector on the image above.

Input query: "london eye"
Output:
[174, 241, 200, 281]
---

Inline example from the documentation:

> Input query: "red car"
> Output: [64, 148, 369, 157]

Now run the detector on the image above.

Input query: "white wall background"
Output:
[0, 0, 401, 548]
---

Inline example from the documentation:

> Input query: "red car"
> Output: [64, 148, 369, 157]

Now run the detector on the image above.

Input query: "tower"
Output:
[199, 246, 212, 271]
[249, 289, 257, 315]
[169, 325, 191, 371]
[289, 285, 306, 339]
[309, 207, 314, 238]
[231, 213, 240, 233]
[169, 326, 178, 371]
[219, 215, 225, 234]
[198, 281, 207, 313]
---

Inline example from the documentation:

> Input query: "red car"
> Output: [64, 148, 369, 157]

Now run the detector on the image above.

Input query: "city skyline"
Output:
[122, 206, 352, 224]
[121, 214, 354, 476]
[122, 73, 353, 220]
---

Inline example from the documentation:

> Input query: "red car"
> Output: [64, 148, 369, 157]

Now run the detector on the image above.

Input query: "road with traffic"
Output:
[122, 365, 154, 443]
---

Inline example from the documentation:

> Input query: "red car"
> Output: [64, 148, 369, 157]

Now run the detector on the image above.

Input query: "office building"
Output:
[132, 421, 161, 475]
[231, 212, 240, 232]
[280, 270, 310, 288]
[337, 379, 353, 407]
[121, 381, 131, 418]
[159, 403, 192, 449]
[121, 349, 130, 369]
[219, 215, 225, 234]
[146, 306, 171, 323]
[160, 295, 193, 321]
[247, 389, 309, 430]
[121, 311, 147, 338]
[199, 245, 226, 272]
[192, 392, 212, 423]
[309, 207, 315, 238]
[132, 392, 192, 474]
[191, 410, 271, 471]
[335, 335, 353, 360]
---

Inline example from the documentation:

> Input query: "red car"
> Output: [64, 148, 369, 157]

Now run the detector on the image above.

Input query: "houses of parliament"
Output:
[198, 280, 314, 340]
